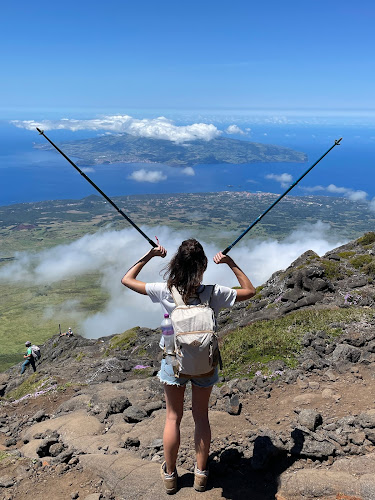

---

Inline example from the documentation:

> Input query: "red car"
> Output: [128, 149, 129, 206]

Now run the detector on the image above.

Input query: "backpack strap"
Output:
[199, 285, 215, 306]
[171, 286, 185, 306]
[171, 284, 216, 306]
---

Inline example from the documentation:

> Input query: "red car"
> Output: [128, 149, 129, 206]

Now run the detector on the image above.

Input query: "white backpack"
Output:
[31, 345, 41, 360]
[170, 285, 220, 377]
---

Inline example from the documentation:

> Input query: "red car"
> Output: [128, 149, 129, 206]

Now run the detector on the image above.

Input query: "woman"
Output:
[122, 239, 255, 494]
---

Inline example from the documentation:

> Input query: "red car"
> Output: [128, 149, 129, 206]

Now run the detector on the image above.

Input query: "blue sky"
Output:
[1, 0, 375, 114]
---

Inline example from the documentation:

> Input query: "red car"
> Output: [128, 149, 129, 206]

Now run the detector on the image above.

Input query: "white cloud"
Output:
[325, 184, 368, 202]
[303, 185, 325, 193]
[81, 167, 95, 174]
[181, 167, 195, 176]
[346, 191, 368, 202]
[11, 115, 222, 144]
[225, 124, 247, 135]
[128, 169, 167, 183]
[265, 173, 293, 188]
[304, 184, 368, 202]
[0, 222, 346, 339]
[326, 184, 351, 195]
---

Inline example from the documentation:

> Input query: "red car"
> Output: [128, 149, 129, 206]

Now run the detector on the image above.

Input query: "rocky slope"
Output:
[1, 233, 375, 500]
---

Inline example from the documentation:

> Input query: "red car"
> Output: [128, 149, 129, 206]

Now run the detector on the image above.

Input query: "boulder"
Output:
[36, 436, 59, 457]
[0, 476, 15, 488]
[227, 394, 241, 415]
[298, 409, 322, 431]
[32, 410, 48, 422]
[359, 409, 375, 429]
[331, 344, 361, 364]
[123, 406, 148, 423]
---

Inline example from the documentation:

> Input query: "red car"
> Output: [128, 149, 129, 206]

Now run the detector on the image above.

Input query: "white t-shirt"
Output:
[145, 282, 237, 317]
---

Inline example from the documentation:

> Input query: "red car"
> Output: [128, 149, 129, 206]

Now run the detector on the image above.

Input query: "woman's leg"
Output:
[163, 384, 185, 474]
[191, 384, 213, 471]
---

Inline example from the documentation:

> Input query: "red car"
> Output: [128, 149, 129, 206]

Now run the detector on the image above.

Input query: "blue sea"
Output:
[1, 116, 375, 206]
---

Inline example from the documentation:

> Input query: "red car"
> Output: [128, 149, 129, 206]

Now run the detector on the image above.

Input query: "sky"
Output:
[1, 0, 375, 114]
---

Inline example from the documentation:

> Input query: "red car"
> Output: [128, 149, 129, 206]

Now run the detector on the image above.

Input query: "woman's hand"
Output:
[150, 244, 167, 258]
[213, 251, 256, 301]
[213, 252, 233, 265]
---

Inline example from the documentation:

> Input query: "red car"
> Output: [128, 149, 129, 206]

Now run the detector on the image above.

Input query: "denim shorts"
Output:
[158, 358, 219, 388]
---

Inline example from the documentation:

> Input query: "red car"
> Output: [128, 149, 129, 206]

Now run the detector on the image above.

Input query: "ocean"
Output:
[1, 118, 375, 206]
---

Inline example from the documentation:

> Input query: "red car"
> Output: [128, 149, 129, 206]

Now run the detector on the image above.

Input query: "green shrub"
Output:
[338, 251, 356, 259]
[363, 261, 375, 276]
[357, 232, 375, 246]
[0, 451, 12, 462]
[320, 259, 343, 280]
[350, 255, 373, 269]
[108, 327, 139, 351]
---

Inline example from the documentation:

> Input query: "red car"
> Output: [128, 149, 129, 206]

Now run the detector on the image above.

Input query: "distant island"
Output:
[35, 133, 307, 167]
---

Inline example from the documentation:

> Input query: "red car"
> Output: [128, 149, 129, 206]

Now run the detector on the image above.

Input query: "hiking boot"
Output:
[161, 461, 178, 495]
[194, 464, 209, 492]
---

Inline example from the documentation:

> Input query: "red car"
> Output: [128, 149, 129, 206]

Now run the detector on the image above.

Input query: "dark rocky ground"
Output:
[1, 233, 375, 499]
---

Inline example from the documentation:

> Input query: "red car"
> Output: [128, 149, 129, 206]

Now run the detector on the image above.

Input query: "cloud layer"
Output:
[11, 115, 222, 144]
[0, 222, 346, 339]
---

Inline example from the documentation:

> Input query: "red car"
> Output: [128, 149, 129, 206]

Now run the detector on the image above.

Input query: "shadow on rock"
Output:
[208, 432, 305, 499]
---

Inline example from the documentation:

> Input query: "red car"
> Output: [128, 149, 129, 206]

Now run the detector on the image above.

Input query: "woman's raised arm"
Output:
[213, 252, 255, 301]
[121, 245, 167, 295]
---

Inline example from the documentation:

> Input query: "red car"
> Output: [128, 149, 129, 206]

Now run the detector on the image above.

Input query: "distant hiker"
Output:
[21, 341, 37, 375]
[60, 327, 74, 337]
[122, 239, 255, 494]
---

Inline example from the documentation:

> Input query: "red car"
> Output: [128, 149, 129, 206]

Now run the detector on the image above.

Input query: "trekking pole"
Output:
[222, 138, 342, 254]
[36, 128, 157, 248]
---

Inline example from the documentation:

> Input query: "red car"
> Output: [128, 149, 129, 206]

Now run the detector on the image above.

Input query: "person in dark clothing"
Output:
[20, 341, 36, 374]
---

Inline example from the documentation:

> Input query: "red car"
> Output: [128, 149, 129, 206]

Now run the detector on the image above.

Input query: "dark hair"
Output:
[164, 239, 208, 303]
